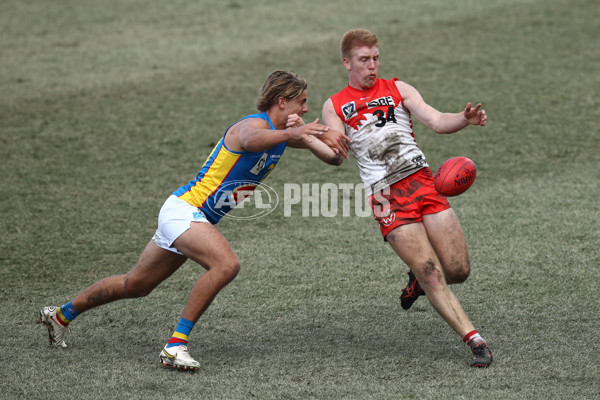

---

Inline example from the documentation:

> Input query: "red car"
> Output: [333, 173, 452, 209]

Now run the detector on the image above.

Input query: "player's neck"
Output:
[265, 109, 286, 130]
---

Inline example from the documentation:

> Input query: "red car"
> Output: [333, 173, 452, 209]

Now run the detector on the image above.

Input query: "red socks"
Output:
[463, 330, 484, 348]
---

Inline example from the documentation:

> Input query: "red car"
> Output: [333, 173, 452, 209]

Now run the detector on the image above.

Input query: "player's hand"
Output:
[320, 129, 352, 159]
[464, 102, 487, 126]
[291, 118, 329, 143]
[286, 113, 304, 128]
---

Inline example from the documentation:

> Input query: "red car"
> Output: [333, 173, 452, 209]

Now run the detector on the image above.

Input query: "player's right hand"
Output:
[320, 129, 352, 159]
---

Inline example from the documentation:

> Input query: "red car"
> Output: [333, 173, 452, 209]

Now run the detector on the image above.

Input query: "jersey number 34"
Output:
[374, 106, 397, 127]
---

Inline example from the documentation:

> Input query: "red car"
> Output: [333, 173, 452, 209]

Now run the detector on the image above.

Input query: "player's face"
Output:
[344, 45, 379, 90]
[286, 89, 309, 117]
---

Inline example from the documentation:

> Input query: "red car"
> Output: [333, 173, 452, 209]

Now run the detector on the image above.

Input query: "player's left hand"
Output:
[464, 103, 487, 126]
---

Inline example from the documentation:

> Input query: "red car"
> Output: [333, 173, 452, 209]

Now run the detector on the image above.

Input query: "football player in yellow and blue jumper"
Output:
[39, 70, 348, 371]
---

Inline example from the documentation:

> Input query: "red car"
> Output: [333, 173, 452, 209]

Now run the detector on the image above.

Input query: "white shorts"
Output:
[152, 195, 209, 255]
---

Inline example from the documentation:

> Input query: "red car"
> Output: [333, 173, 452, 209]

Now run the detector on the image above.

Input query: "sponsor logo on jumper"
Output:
[367, 96, 394, 108]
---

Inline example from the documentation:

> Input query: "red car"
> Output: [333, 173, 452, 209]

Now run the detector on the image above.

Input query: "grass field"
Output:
[1, 0, 599, 398]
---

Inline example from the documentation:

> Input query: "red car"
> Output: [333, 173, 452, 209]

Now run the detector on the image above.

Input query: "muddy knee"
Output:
[446, 260, 470, 284]
[417, 259, 446, 290]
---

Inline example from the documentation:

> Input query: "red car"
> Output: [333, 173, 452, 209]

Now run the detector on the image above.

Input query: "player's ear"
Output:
[277, 97, 287, 110]
[342, 57, 351, 71]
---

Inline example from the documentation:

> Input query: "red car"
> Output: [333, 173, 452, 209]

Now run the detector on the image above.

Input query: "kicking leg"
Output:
[387, 222, 492, 367]
[387, 223, 475, 337]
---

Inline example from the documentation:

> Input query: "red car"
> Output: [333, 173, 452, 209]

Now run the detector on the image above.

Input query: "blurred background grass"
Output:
[1, 0, 599, 398]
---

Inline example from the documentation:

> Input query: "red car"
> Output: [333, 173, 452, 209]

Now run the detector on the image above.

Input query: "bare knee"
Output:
[122, 274, 156, 298]
[417, 259, 446, 291]
[213, 256, 241, 283]
[446, 259, 470, 284]
[222, 259, 241, 281]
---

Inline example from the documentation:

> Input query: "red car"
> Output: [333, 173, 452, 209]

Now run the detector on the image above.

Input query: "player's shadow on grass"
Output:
[195, 312, 462, 368]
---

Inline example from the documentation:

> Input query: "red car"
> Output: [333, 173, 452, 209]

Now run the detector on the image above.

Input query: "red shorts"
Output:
[369, 168, 451, 239]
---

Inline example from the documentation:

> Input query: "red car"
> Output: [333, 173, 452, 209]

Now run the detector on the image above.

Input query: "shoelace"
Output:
[402, 280, 421, 297]
[471, 343, 490, 357]
[176, 346, 196, 363]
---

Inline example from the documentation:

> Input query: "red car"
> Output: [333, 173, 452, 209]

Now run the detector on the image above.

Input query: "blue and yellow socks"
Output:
[55, 304, 196, 350]
[56, 301, 80, 326]
[166, 318, 195, 349]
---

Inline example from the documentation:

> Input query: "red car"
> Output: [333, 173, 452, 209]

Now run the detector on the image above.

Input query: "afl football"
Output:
[433, 156, 477, 197]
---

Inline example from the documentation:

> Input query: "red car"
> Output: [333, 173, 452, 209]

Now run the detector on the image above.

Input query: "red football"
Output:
[433, 156, 477, 197]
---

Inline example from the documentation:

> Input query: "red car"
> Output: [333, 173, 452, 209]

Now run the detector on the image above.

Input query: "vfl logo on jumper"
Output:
[341, 101, 357, 120]
[207, 180, 279, 220]
[367, 96, 394, 108]
[250, 153, 268, 175]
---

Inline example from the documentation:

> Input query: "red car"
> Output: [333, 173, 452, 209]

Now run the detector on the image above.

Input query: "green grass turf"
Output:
[1, 0, 599, 398]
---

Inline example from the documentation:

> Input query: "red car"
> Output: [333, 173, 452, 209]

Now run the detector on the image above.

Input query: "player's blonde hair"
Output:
[340, 29, 379, 60]
[256, 70, 308, 112]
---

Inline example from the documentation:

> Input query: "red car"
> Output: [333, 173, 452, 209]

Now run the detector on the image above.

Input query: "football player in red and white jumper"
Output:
[321, 29, 492, 368]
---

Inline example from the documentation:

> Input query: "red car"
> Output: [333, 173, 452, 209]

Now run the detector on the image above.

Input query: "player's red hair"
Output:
[340, 29, 379, 60]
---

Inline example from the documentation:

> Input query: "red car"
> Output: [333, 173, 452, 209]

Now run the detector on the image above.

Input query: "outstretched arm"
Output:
[397, 81, 487, 134]
[235, 117, 330, 153]
[299, 135, 344, 165]
[287, 114, 343, 165]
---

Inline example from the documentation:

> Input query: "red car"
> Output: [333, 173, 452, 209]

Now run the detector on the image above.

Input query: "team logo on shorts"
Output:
[379, 212, 396, 226]
[192, 211, 208, 222]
